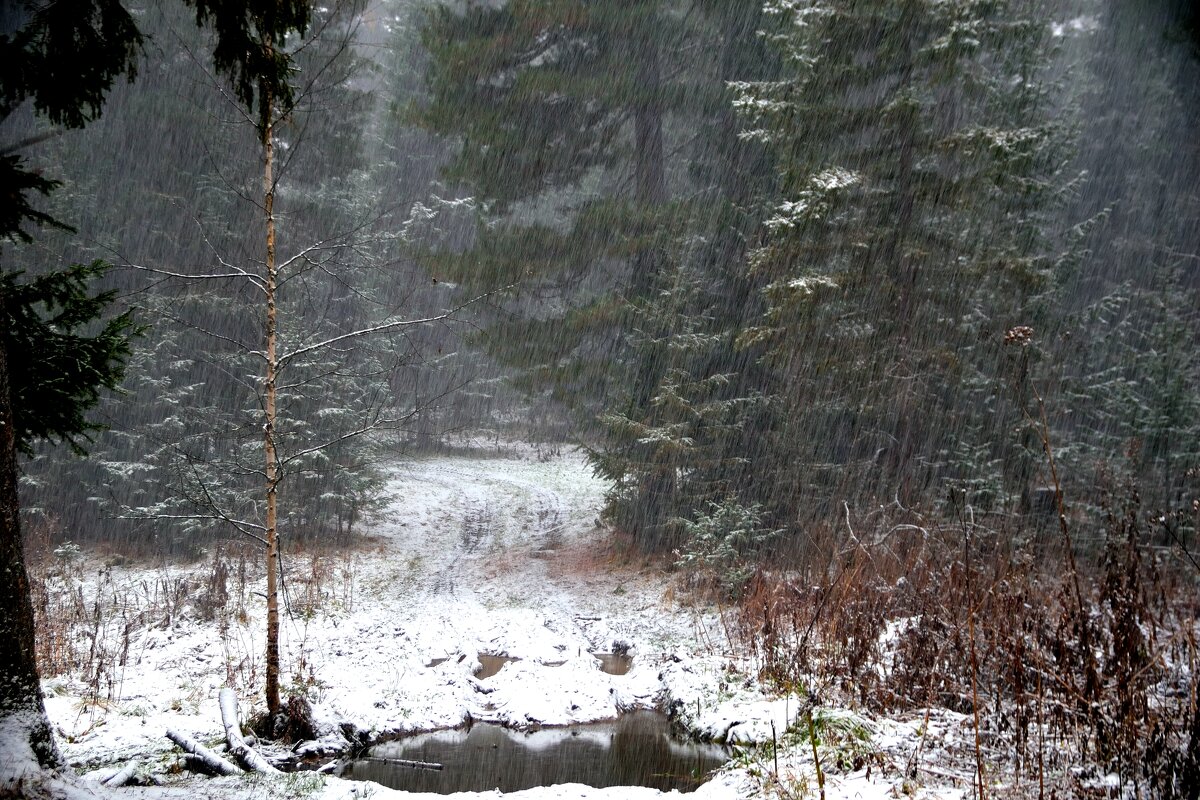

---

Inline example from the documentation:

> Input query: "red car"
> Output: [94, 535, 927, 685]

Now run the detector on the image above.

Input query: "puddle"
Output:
[435, 652, 630, 677]
[592, 652, 633, 675]
[340, 711, 728, 794]
[475, 654, 519, 679]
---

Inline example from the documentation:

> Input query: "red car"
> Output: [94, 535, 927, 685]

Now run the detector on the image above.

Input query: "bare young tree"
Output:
[118, 0, 501, 718]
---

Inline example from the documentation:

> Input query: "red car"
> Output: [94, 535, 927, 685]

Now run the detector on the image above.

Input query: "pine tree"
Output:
[589, 0, 779, 549]
[591, 261, 770, 548]
[1058, 268, 1200, 516]
[415, 0, 780, 549]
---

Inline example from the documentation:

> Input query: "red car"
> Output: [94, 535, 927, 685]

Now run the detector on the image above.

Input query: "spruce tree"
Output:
[732, 0, 1070, 521]
[416, 0, 779, 548]
[0, 1, 143, 774]
[590, 0, 779, 549]
[413, 0, 705, 428]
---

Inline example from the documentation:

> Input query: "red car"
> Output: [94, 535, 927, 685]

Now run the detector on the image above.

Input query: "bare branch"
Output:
[0, 128, 64, 156]
[280, 410, 419, 468]
[122, 262, 266, 293]
[153, 308, 264, 359]
[113, 514, 267, 546]
[278, 284, 514, 369]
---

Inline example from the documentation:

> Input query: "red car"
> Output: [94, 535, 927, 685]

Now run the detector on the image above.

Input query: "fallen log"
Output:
[182, 754, 226, 777]
[165, 729, 241, 776]
[101, 759, 140, 787]
[219, 687, 280, 774]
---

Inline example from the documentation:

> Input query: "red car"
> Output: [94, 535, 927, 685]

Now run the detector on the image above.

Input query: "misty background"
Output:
[4, 0, 1197, 564]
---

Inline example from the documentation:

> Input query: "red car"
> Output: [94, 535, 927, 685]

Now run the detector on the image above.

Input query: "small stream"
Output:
[339, 711, 730, 794]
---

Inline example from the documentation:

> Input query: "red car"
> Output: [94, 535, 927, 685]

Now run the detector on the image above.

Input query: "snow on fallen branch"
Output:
[219, 688, 279, 774]
[101, 759, 140, 787]
[165, 729, 241, 776]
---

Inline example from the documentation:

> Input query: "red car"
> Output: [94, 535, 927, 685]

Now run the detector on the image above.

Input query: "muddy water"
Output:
[475, 654, 518, 679]
[341, 711, 729, 793]
[592, 652, 633, 675]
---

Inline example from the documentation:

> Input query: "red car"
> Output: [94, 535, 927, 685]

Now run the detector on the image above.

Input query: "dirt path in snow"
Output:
[430, 496, 494, 594]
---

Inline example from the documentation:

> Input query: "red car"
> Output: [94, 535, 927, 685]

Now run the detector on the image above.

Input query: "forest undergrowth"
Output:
[721, 470, 1200, 798]
[23, 528, 361, 732]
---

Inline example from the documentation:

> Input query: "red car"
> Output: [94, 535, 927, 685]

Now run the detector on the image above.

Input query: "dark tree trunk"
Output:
[0, 292, 64, 775]
[633, 45, 665, 210]
[632, 32, 666, 294]
[627, 34, 669, 414]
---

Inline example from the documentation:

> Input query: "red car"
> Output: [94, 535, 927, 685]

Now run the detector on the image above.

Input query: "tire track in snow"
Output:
[431, 496, 494, 594]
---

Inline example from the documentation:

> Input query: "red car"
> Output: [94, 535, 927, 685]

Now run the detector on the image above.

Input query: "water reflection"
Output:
[341, 711, 729, 793]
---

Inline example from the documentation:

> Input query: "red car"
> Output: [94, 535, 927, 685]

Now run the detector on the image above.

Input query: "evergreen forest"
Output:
[1, 0, 1198, 797]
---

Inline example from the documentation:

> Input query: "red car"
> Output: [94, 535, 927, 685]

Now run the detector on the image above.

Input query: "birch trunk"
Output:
[165, 729, 241, 777]
[102, 759, 141, 787]
[261, 51, 282, 718]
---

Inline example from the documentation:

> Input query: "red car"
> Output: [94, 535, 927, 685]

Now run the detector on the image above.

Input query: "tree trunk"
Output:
[629, 32, 667, 414]
[634, 44, 665, 210]
[262, 72, 282, 719]
[0, 291, 64, 778]
[878, 1, 920, 504]
[632, 31, 665, 297]
[102, 759, 141, 787]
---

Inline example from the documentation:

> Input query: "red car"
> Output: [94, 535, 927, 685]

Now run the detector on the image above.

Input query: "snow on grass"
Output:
[0, 712, 47, 791]
[34, 447, 978, 799]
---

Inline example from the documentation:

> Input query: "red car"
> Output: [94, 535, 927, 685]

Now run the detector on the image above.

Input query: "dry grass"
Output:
[25, 527, 366, 716]
[545, 527, 675, 594]
[728, 483, 1200, 798]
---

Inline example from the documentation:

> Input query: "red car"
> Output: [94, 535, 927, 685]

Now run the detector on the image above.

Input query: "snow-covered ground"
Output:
[23, 447, 973, 800]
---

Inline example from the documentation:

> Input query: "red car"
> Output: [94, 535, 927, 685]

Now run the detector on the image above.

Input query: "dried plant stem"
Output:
[1024, 380, 1100, 701]
[905, 670, 937, 779]
[771, 720, 779, 776]
[969, 609, 985, 800]
[965, 524, 986, 800]
[1037, 670, 1045, 800]
[807, 710, 825, 800]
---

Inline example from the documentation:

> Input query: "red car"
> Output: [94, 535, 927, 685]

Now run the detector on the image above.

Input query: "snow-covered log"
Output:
[101, 759, 140, 787]
[219, 688, 279, 774]
[165, 729, 242, 776]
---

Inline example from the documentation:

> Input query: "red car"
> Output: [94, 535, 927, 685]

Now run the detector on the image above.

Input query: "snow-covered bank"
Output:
[27, 448, 969, 799]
